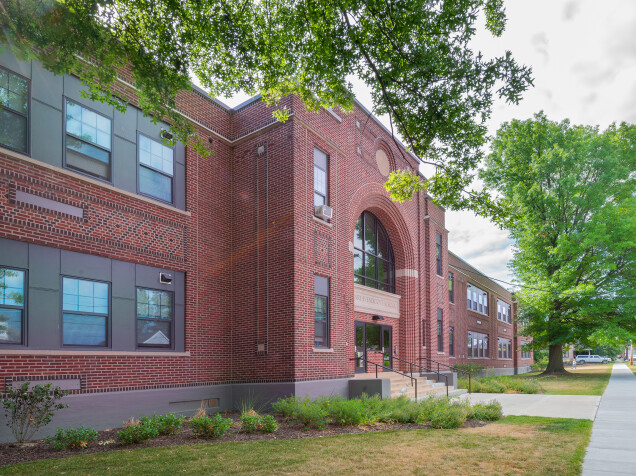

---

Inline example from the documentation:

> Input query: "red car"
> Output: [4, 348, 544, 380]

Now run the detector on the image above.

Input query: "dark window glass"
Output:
[498, 337, 512, 359]
[65, 100, 111, 180]
[365, 324, 381, 351]
[139, 134, 174, 202]
[437, 308, 443, 352]
[314, 148, 328, 207]
[0, 267, 25, 345]
[448, 272, 454, 303]
[353, 211, 396, 293]
[449, 326, 454, 356]
[422, 319, 426, 347]
[314, 275, 329, 348]
[137, 288, 173, 347]
[521, 341, 531, 359]
[468, 331, 488, 359]
[62, 277, 109, 346]
[436, 233, 442, 275]
[467, 283, 488, 316]
[0, 69, 28, 153]
[497, 299, 512, 324]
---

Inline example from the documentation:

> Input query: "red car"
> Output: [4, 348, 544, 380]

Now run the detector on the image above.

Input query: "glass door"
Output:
[355, 322, 393, 373]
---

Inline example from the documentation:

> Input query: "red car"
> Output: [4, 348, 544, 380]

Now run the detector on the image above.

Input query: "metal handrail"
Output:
[350, 356, 418, 400]
[418, 356, 472, 394]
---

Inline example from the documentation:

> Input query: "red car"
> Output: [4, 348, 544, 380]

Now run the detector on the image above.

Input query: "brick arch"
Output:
[348, 182, 416, 273]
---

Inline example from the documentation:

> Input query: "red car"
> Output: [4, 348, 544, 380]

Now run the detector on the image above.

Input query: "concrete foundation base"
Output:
[348, 378, 391, 399]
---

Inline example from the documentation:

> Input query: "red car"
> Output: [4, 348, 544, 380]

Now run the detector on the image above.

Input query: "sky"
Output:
[219, 0, 636, 288]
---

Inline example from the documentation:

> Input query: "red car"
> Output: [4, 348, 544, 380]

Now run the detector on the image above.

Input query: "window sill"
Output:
[312, 215, 333, 227]
[0, 349, 191, 357]
[313, 347, 334, 353]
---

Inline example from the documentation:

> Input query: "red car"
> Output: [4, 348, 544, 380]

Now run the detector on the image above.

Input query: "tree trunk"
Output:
[542, 344, 568, 374]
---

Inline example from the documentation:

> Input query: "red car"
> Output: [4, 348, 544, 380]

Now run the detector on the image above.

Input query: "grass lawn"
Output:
[0, 416, 592, 476]
[502, 363, 613, 395]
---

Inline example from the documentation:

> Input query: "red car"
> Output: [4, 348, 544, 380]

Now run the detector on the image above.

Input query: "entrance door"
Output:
[355, 322, 392, 373]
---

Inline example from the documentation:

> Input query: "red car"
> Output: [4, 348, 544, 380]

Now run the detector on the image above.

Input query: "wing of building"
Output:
[0, 50, 532, 440]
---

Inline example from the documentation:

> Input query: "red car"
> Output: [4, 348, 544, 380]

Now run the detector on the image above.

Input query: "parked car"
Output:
[575, 355, 610, 364]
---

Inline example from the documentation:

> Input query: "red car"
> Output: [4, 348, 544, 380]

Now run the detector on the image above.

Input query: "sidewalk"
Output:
[582, 363, 636, 475]
[459, 392, 600, 420]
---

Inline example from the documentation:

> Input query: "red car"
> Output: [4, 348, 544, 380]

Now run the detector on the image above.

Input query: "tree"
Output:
[481, 112, 636, 373]
[0, 0, 531, 219]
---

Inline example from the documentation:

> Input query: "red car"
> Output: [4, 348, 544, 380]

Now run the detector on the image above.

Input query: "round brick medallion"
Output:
[376, 148, 391, 177]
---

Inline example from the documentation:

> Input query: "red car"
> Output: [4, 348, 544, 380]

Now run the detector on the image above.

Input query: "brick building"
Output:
[0, 50, 531, 439]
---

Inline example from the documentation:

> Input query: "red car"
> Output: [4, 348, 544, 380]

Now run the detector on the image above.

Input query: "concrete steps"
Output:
[355, 372, 453, 399]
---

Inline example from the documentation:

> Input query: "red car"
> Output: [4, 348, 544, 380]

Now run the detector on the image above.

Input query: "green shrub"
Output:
[453, 363, 484, 375]
[271, 396, 298, 417]
[293, 400, 330, 430]
[458, 376, 542, 394]
[261, 414, 279, 433]
[240, 412, 262, 433]
[46, 426, 98, 450]
[117, 419, 159, 445]
[189, 413, 233, 438]
[1, 382, 68, 443]
[467, 400, 503, 421]
[322, 397, 375, 426]
[140, 413, 185, 436]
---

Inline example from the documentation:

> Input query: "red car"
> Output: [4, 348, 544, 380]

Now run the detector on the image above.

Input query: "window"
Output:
[421, 318, 426, 347]
[353, 211, 396, 293]
[468, 331, 488, 358]
[0, 68, 29, 153]
[62, 277, 109, 346]
[138, 134, 174, 203]
[314, 275, 329, 348]
[436, 233, 442, 275]
[497, 299, 512, 324]
[498, 337, 512, 359]
[437, 308, 443, 352]
[65, 100, 112, 180]
[314, 148, 328, 208]
[448, 272, 454, 303]
[467, 283, 488, 315]
[137, 288, 173, 348]
[0, 267, 26, 345]
[521, 341, 532, 360]
[449, 326, 454, 356]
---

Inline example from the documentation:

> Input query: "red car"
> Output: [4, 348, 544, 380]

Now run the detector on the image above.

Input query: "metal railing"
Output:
[419, 356, 472, 394]
[350, 355, 418, 400]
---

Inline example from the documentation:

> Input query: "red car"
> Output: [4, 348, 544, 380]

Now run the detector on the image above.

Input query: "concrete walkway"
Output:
[582, 363, 636, 476]
[459, 392, 600, 420]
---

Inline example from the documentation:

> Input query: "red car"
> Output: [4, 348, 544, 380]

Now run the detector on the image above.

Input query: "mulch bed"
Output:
[0, 413, 489, 467]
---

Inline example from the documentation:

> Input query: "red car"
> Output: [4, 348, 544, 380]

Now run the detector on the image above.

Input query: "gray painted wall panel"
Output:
[30, 100, 63, 167]
[174, 162, 186, 209]
[63, 76, 113, 117]
[27, 289, 60, 349]
[0, 238, 28, 268]
[30, 62, 63, 110]
[60, 249, 111, 281]
[174, 303, 185, 353]
[111, 297, 135, 351]
[28, 244, 60, 290]
[112, 137, 137, 194]
[111, 260, 135, 299]
[113, 107, 137, 143]
[0, 50, 30, 78]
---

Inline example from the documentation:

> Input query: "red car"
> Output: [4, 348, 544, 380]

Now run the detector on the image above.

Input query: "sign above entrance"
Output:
[354, 283, 401, 318]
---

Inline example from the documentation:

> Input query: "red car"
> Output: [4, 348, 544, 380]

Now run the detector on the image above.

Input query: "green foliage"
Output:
[458, 376, 542, 394]
[139, 413, 185, 436]
[482, 112, 636, 370]
[260, 415, 279, 433]
[240, 411, 279, 433]
[1, 382, 68, 443]
[189, 413, 233, 439]
[452, 363, 484, 375]
[322, 396, 375, 426]
[467, 400, 503, 421]
[117, 419, 159, 445]
[0, 0, 532, 218]
[384, 170, 426, 203]
[291, 401, 330, 430]
[46, 426, 98, 450]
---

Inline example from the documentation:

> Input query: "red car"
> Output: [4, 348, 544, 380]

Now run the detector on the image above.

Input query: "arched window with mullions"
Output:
[353, 211, 396, 293]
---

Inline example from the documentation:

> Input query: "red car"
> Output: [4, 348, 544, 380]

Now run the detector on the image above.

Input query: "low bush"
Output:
[1, 382, 68, 443]
[322, 397, 374, 426]
[189, 413, 233, 438]
[261, 415, 279, 433]
[467, 400, 503, 421]
[453, 363, 484, 376]
[240, 411, 280, 433]
[117, 418, 159, 445]
[293, 401, 330, 430]
[458, 376, 542, 394]
[271, 396, 298, 417]
[140, 413, 185, 436]
[47, 426, 98, 450]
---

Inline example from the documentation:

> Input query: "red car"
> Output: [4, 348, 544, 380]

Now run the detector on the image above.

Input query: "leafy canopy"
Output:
[1, 0, 531, 218]
[481, 112, 636, 360]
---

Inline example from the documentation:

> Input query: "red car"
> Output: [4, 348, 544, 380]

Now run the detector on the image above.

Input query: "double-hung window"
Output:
[468, 331, 488, 358]
[314, 148, 328, 208]
[497, 299, 512, 324]
[65, 100, 112, 181]
[314, 275, 329, 348]
[449, 326, 454, 356]
[521, 341, 531, 360]
[0, 267, 26, 345]
[498, 337, 512, 359]
[0, 68, 29, 153]
[467, 283, 488, 315]
[62, 277, 109, 346]
[137, 288, 173, 348]
[448, 272, 454, 303]
[138, 134, 174, 203]
[437, 308, 444, 352]
[435, 233, 442, 275]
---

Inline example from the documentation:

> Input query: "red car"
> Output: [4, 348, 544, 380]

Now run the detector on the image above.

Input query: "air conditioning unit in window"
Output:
[314, 204, 333, 220]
